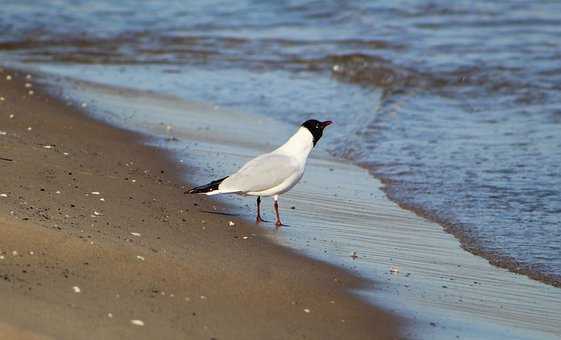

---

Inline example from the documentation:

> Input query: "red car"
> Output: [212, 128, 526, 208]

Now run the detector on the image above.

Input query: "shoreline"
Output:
[0, 67, 400, 339]
[5, 64, 561, 339]
[43, 67, 561, 339]
[378, 177, 561, 288]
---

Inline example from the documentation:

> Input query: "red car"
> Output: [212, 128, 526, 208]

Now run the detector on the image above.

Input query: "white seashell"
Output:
[130, 320, 144, 326]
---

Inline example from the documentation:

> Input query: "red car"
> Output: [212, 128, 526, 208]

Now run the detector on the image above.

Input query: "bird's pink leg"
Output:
[256, 196, 265, 224]
[273, 195, 284, 227]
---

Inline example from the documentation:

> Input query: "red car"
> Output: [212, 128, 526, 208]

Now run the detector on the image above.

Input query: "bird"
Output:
[186, 119, 333, 226]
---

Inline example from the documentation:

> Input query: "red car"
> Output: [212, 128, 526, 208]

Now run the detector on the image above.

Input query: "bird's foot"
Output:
[256, 216, 265, 224]
[275, 221, 285, 227]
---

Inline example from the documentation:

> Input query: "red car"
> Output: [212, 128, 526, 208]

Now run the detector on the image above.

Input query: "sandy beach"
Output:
[0, 68, 400, 339]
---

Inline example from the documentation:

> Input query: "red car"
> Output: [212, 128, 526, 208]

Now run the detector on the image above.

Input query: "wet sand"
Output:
[0, 68, 400, 339]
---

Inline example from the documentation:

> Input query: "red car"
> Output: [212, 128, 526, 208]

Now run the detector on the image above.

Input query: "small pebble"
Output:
[27, 127, 32, 131]
[136, 255, 145, 261]
[228, 221, 235, 227]
[304, 308, 311, 313]
[9, 114, 14, 119]
[0, 131, 6, 136]
[43, 145, 52, 149]
[0, 193, 7, 198]
[107, 313, 113, 318]
[91, 191, 100, 195]
[73, 286, 81, 293]
[130, 232, 141, 237]
[5, 75, 12, 80]
[28, 90, 34, 95]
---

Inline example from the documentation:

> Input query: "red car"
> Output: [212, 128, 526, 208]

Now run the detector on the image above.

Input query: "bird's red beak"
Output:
[321, 120, 333, 128]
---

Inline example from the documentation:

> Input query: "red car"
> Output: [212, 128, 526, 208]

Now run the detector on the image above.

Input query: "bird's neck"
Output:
[274, 127, 314, 160]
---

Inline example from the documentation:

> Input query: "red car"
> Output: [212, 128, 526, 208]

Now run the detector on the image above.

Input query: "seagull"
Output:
[186, 119, 333, 226]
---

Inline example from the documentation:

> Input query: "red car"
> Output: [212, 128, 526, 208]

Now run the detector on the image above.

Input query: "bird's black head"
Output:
[301, 119, 333, 146]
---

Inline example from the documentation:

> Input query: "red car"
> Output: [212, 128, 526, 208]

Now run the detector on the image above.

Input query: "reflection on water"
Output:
[2, 0, 560, 286]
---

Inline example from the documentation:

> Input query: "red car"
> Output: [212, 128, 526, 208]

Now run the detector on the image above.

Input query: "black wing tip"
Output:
[184, 176, 228, 195]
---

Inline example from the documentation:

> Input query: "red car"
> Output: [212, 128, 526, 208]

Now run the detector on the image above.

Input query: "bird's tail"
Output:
[185, 176, 228, 195]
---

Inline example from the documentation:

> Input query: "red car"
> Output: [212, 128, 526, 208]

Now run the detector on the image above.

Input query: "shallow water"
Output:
[2, 0, 560, 286]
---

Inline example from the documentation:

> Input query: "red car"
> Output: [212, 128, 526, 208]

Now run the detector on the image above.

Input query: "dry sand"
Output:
[0, 68, 400, 339]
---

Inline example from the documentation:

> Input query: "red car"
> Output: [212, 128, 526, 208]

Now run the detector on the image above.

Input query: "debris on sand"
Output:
[228, 221, 236, 227]
[43, 145, 53, 149]
[136, 255, 145, 261]
[351, 252, 358, 260]
[130, 320, 144, 326]
[0, 193, 7, 198]
[304, 308, 311, 313]
[130, 232, 141, 237]
[73, 286, 81, 293]
[91, 191, 100, 195]
[390, 266, 400, 274]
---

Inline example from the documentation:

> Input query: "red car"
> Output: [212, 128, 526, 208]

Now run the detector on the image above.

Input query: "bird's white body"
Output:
[206, 127, 314, 197]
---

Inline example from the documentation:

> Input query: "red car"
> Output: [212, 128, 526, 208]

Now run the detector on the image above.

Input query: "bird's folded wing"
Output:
[219, 153, 298, 193]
